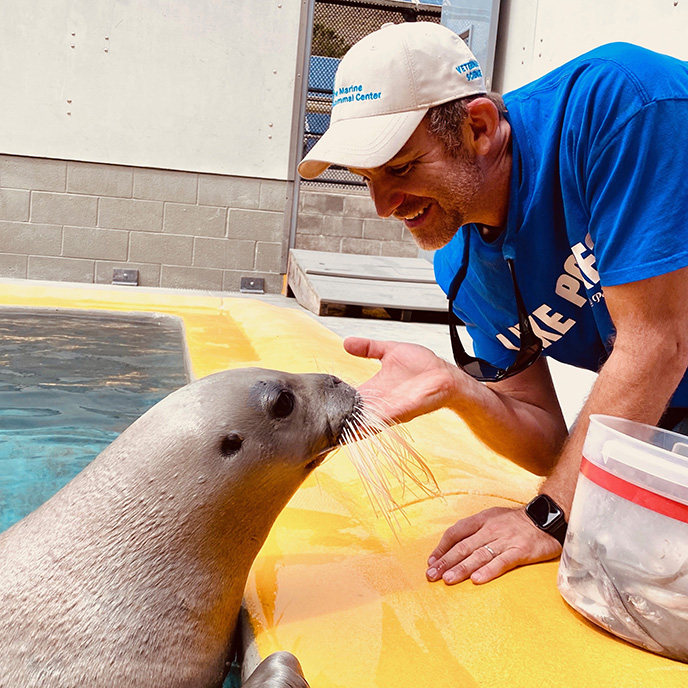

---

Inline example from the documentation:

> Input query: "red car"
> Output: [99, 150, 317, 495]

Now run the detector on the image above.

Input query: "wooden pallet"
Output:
[286, 249, 448, 320]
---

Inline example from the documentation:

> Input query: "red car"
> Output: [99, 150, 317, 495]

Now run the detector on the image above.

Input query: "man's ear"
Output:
[463, 98, 502, 156]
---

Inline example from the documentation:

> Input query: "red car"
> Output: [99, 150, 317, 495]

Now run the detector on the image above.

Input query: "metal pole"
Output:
[283, 0, 316, 276]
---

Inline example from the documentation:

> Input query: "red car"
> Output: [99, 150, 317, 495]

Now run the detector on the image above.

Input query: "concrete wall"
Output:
[0, 2, 439, 294]
[296, 186, 418, 258]
[0, 1, 308, 294]
[0, 155, 287, 293]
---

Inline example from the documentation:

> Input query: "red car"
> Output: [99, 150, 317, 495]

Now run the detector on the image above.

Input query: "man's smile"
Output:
[395, 202, 431, 227]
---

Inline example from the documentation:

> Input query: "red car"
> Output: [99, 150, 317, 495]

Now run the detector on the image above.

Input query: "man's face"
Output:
[349, 118, 484, 250]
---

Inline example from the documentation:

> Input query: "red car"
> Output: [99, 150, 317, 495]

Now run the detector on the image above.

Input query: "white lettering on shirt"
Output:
[571, 233, 600, 287]
[496, 332, 519, 351]
[503, 304, 574, 350]
[494, 234, 604, 355]
[555, 272, 587, 307]
[532, 304, 576, 335]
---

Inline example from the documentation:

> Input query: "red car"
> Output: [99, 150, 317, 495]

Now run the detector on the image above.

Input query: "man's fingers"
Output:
[341, 338, 459, 424]
[426, 507, 563, 586]
[470, 547, 524, 584]
[427, 510, 489, 564]
[426, 530, 498, 583]
[343, 336, 386, 360]
[428, 536, 541, 586]
[428, 540, 518, 585]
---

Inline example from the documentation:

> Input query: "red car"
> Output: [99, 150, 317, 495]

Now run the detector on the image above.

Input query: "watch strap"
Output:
[546, 516, 568, 547]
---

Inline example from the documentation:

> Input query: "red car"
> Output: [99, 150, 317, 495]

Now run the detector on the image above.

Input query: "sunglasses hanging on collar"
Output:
[447, 230, 543, 382]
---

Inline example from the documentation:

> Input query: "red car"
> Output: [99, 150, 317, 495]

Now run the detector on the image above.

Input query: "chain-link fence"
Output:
[303, 0, 442, 188]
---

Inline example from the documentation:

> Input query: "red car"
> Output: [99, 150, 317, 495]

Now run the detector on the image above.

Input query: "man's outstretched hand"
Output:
[343, 337, 462, 423]
[344, 336, 564, 584]
[426, 506, 562, 585]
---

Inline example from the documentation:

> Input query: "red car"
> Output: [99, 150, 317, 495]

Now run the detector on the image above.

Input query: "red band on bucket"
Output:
[580, 457, 688, 524]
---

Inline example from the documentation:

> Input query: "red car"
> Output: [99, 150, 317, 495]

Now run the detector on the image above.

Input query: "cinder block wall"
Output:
[296, 186, 418, 258]
[0, 154, 288, 293]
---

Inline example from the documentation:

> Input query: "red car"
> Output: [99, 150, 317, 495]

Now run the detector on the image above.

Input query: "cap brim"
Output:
[298, 108, 428, 179]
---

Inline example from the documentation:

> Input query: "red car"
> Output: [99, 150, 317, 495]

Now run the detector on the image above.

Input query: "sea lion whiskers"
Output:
[338, 395, 440, 530]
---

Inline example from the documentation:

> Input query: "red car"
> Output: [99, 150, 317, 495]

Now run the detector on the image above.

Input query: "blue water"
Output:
[0, 309, 188, 532]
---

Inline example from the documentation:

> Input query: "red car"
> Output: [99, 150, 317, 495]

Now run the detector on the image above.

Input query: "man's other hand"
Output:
[426, 506, 562, 585]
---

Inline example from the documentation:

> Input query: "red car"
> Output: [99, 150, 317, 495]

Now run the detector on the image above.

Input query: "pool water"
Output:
[0, 309, 188, 532]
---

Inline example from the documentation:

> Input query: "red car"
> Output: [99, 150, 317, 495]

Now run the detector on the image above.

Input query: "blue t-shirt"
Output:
[434, 43, 688, 406]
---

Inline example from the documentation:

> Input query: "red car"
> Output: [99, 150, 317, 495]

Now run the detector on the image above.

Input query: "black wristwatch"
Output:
[525, 494, 568, 546]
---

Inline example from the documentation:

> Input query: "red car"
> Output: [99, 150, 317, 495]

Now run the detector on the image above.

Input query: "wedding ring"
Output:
[482, 544, 496, 559]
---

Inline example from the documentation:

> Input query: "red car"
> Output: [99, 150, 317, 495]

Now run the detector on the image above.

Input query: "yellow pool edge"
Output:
[3, 278, 686, 687]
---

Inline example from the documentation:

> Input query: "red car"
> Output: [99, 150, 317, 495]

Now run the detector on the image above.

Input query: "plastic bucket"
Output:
[558, 414, 688, 662]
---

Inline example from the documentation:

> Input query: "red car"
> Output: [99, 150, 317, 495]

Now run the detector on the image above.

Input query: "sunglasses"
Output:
[447, 235, 543, 382]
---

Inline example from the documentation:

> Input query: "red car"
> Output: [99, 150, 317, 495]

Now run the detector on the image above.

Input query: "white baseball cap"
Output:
[298, 21, 486, 179]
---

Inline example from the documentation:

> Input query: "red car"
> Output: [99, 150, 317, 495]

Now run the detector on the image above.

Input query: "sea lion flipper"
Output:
[242, 651, 310, 688]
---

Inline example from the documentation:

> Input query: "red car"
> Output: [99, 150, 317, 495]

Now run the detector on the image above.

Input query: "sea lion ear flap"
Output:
[220, 432, 244, 457]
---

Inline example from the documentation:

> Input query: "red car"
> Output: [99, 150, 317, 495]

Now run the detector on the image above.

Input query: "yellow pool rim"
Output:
[2, 279, 686, 687]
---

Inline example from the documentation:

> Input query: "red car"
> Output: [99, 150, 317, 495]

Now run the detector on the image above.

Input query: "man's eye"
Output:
[390, 162, 413, 177]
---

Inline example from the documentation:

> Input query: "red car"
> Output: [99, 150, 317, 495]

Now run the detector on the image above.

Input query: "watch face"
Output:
[527, 494, 563, 528]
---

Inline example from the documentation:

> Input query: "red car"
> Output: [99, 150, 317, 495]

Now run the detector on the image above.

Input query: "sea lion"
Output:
[0, 367, 358, 687]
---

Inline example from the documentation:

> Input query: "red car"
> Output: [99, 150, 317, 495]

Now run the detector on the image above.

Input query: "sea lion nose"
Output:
[319, 376, 358, 446]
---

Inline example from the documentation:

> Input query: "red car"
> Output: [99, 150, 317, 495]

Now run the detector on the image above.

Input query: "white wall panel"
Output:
[0, 0, 302, 179]
[495, 0, 688, 93]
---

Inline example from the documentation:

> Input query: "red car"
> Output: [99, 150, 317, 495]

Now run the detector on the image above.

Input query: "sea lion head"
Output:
[197, 366, 356, 454]
[119, 368, 360, 513]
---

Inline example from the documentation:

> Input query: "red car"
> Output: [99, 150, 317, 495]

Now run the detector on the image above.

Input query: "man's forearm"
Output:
[445, 358, 568, 475]
[542, 343, 688, 513]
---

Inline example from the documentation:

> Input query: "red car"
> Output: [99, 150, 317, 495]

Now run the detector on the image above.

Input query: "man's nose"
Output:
[368, 179, 405, 219]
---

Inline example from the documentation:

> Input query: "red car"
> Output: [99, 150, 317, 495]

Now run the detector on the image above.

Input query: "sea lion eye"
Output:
[272, 389, 295, 418]
[220, 432, 243, 456]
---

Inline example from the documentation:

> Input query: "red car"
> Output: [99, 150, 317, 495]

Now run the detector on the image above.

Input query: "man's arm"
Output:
[343, 338, 567, 475]
[426, 265, 688, 585]
[541, 265, 688, 509]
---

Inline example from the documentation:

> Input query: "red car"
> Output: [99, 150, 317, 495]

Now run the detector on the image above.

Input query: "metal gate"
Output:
[302, 0, 442, 187]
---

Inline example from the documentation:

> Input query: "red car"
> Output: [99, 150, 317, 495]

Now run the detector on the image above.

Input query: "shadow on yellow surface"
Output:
[1, 281, 685, 687]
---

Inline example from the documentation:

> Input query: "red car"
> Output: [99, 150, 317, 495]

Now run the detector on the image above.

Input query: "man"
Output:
[298, 22, 688, 587]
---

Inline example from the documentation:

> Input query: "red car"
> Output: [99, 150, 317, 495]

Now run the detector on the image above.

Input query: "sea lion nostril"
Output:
[220, 432, 244, 456]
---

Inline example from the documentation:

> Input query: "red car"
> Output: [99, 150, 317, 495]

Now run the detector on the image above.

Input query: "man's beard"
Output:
[406, 159, 484, 250]
[410, 218, 460, 250]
